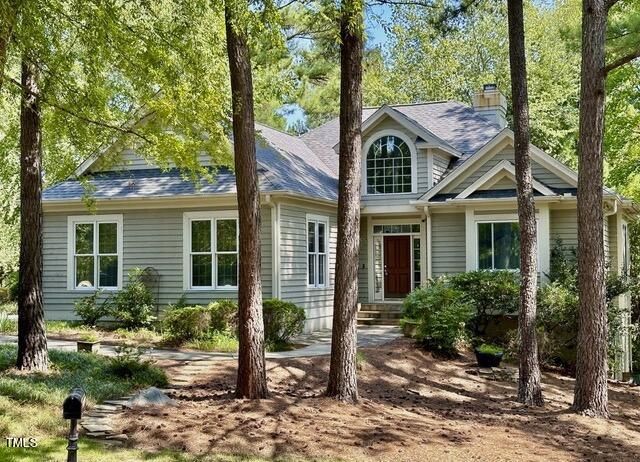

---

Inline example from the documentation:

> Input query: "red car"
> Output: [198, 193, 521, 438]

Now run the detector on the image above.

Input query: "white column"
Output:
[538, 203, 550, 281]
[465, 207, 475, 271]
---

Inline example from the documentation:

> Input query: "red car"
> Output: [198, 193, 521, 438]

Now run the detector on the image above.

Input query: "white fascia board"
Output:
[455, 159, 555, 199]
[334, 105, 462, 158]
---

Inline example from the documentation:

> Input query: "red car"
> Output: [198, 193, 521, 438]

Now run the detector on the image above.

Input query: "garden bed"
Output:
[115, 338, 640, 461]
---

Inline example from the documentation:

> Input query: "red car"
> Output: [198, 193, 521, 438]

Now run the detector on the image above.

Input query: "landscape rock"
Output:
[124, 387, 177, 409]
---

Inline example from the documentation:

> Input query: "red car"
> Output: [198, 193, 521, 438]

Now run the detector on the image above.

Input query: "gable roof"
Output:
[301, 100, 502, 175]
[44, 123, 338, 203]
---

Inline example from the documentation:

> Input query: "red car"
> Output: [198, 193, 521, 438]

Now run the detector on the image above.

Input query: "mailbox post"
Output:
[63, 387, 86, 462]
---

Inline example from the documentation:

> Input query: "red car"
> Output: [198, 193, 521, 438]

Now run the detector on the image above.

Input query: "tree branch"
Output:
[604, 49, 640, 76]
[7, 75, 155, 144]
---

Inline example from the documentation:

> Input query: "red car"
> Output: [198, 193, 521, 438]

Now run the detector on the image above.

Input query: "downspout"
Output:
[265, 195, 280, 299]
[424, 205, 432, 280]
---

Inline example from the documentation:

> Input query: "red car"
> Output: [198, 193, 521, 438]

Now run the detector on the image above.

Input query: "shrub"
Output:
[262, 298, 306, 349]
[74, 290, 107, 326]
[208, 299, 238, 332]
[162, 306, 211, 343]
[6, 272, 18, 302]
[107, 268, 155, 330]
[403, 279, 474, 356]
[448, 270, 520, 336]
[107, 346, 167, 387]
[0, 288, 8, 304]
[475, 343, 503, 355]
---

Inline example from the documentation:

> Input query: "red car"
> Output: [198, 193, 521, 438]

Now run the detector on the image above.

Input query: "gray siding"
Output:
[550, 209, 578, 251]
[431, 212, 466, 277]
[432, 151, 450, 185]
[90, 149, 212, 173]
[43, 205, 272, 319]
[278, 202, 337, 331]
[450, 148, 573, 194]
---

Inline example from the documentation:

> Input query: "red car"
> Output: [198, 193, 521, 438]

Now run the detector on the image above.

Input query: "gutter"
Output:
[264, 194, 281, 299]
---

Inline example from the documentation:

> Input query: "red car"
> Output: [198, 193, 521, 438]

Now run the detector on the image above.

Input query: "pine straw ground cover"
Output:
[114, 338, 640, 462]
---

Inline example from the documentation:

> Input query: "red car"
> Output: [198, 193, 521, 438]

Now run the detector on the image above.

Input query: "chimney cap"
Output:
[483, 83, 498, 91]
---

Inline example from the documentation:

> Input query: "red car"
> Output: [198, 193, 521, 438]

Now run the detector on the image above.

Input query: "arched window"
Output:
[366, 135, 412, 194]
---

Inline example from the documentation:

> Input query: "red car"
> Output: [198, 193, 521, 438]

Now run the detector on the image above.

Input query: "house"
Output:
[42, 84, 635, 371]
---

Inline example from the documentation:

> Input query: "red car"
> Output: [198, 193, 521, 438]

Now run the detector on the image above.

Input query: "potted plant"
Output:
[77, 332, 101, 353]
[474, 343, 504, 368]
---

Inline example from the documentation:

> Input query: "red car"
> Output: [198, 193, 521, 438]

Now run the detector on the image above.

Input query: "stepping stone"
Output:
[106, 434, 129, 442]
[83, 424, 113, 433]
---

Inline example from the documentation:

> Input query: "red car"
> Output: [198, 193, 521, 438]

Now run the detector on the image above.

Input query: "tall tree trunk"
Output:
[326, 0, 363, 404]
[224, 0, 268, 399]
[16, 58, 48, 372]
[573, 0, 609, 418]
[507, 0, 544, 407]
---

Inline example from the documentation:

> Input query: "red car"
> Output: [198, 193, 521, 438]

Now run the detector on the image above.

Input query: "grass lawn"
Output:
[0, 344, 319, 462]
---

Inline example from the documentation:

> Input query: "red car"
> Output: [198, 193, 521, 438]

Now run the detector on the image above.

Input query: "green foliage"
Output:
[107, 346, 167, 387]
[537, 241, 636, 370]
[208, 299, 239, 332]
[184, 331, 239, 353]
[476, 343, 504, 355]
[0, 312, 16, 334]
[448, 270, 520, 336]
[5, 271, 18, 302]
[73, 290, 108, 326]
[403, 279, 474, 356]
[106, 268, 155, 330]
[0, 344, 166, 406]
[262, 298, 306, 350]
[162, 306, 212, 343]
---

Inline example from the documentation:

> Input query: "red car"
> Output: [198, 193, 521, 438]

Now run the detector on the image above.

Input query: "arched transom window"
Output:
[366, 135, 412, 194]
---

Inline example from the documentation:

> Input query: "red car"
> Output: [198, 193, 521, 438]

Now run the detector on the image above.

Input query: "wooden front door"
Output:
[384, 235, 411, 298]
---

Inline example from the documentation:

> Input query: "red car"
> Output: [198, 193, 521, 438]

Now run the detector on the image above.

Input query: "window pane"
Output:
[75, 256, 94, 288]
[99, 256, 118, 287]
[494, 222, 520, 270]
[192, 254, 212, 287]
[308, 254, 316, 285]
[75, 223, 94, 254]
[98, 223, 117, 254]
[191, 220, 211, 252]
[366, 136, 411, 194]
[318, 254, 326, 286]
[478, 223, 493, 269]
[318, 223, 326, 253]
[308, 222, 316, 252]
[217, 254, 238, 287]
[217, 219, 237, 252]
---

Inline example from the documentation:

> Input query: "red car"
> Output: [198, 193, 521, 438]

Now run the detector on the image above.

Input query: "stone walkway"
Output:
[0, 325, 401, 362]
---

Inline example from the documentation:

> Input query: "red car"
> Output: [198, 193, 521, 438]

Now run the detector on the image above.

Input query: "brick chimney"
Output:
[472, 83, 507, 129]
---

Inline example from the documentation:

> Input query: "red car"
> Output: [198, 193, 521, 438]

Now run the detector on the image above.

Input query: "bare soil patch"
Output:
[114, 338, 640, 461]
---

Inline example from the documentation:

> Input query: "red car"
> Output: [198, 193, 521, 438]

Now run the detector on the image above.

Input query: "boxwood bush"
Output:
[262, 298, 306, 349]
[162, 306, 212, 343]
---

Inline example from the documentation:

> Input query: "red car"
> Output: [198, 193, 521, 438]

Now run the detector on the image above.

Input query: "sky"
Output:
[282, 3, 393, 128]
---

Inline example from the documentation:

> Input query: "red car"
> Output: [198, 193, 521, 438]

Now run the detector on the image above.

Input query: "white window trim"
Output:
[183, 210, 239, 291]
[306, 213, 330, 289]
[362, 129, 418, 196]
[67, 214, 123, 291]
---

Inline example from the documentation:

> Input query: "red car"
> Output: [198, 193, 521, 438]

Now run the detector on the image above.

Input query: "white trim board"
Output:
[417, 129, 578, 203]
[456, 159, 555, 199]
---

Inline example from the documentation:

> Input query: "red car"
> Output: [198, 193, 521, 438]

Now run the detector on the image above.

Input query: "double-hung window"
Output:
[477, 221, 520, 270]
[68, 215, 122, 290]
[185, 211, 238, 290]
[307, 215, 328, 288]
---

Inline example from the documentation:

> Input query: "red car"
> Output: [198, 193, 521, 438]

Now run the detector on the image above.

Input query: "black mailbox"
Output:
[63, 387, 86, 420]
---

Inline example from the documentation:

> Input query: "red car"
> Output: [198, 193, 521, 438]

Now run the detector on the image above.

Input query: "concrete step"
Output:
[357, 317, 400, 326]
[359, 304, 404, 313]
[357, 310, 403, 320]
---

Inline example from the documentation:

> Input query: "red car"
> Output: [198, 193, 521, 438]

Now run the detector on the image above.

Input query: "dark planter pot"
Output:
[474, 348, 504, 368]
[77, 341, 101, 354]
